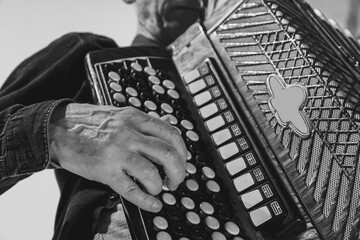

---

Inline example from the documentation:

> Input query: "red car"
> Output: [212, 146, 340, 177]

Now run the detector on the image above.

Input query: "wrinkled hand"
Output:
[49, 103, 187, 212]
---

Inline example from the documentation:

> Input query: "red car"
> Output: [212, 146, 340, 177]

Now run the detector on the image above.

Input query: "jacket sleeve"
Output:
[0, 32, 118, 194]
[0, 100, 71, 194]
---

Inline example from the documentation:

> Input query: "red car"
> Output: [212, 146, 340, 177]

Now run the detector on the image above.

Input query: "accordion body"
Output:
[86, 0, 360, 239]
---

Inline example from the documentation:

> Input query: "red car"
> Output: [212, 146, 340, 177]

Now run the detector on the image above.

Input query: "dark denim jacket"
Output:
[0, 32, 119, 191]
[0, 32, 118, 239]
[0, 31, 167, 240]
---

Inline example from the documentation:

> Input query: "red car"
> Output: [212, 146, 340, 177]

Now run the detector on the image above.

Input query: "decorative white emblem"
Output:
[267, 74, 311, 138]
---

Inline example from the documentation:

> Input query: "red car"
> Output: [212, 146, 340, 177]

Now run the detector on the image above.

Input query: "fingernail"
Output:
[166, 179, 176, 191]
[160, 115, 171, 123]
[152, 200, 163, 212]
[167, 183, 177, 191]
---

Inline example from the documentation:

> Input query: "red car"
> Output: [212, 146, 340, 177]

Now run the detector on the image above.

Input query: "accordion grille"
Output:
[214, 0, 360, 239]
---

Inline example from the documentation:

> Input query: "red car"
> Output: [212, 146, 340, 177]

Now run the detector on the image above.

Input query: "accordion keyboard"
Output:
[90, 56, 298, 240]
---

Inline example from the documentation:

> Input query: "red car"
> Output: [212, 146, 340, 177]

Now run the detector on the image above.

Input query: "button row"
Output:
[154, 186, 243, 238]
[105, 61, 184, 112]
[181, 60, 287, 230]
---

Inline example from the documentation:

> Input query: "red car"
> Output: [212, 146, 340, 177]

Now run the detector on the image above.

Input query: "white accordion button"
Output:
[181, 197, 195, 210]
[187, 151, 192, 161]
[241, 189, 263, 209]
[200, 201, 215, 215]
[162, 80, 175, 89]
[161, 103, 174, 114]
[186, 211, 201, 225]
[233, 173, 255, 193]
[218, 142, 239, 160]
[153, 216, 168, 230]
[181, 119, 194, 130]
[144, 66, 156, 76]
[182, 69, 200, 84]
[186, 179, 199, 192]
[108, 71, 120, 81]
[156, 231, 172, 240]
[225, 221, 240, 236]
[211, 231, 226, 240]
[109, 82, 122, 92]
[212, 128, 232, 146]
[113, 93, 126, 103]
[185, 162, 197, 175]
[148, 111, 160, 118]
[167, 89, 180, 100]
[202, 166, 215, 179]
[249, 206, 272, 227]
[225, 157, 247, 176]
[205, 216, 220, 230]
[188, 79, 206, 94]
[125, 87, 138, 97]
[129, 97, 141, 108]
[149, 75, 161, 85]
[205, 115, 226, 132]
[130, 62, 142, 72]
[144, 100, 157, 111]
[199, 102, 219, 119]
[194, 90, 212, 107]
[162, 193, 176, 206]
[206, 180, 220, 193]
[186, 131, 200, 142]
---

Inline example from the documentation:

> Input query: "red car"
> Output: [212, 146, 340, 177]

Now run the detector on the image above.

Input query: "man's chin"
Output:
[161, 23, 193, 44]
[165, 8, 201, 22]
[162, 13, 200, 40]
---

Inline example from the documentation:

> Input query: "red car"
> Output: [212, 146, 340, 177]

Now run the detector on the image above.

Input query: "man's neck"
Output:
[131, 34, 165, 47]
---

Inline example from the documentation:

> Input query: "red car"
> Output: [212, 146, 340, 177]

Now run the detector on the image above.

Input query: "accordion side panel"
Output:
[206, 0, 360, 239]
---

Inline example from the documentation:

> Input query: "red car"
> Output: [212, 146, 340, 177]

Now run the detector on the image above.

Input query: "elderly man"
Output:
[0, 0, 224, 239]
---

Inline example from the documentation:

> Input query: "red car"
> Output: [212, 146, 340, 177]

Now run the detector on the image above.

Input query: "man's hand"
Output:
[49, 103, 187, 212]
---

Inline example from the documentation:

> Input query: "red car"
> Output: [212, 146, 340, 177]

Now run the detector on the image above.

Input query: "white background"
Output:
[0, 1, 136, 239]
[0, 0, 355, 239]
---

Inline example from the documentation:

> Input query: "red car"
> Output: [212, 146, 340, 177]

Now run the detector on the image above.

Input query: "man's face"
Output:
[135, 0, 205, 45]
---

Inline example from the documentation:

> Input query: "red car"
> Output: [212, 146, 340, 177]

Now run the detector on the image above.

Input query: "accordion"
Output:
[85, 0, 360, 239]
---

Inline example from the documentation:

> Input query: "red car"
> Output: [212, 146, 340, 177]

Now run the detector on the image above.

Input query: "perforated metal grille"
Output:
[214, 0, 360, 239]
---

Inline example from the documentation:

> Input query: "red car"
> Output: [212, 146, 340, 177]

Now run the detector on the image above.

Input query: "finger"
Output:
[133, 135, 186, 191]
[125, 154, 163, 196]
[124, 109, 187, 163]
[137, 115, 188, 163]
[110, 173, 163, 213]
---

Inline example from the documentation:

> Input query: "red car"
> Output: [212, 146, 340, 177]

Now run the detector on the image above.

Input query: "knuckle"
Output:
[125, 152, 137, 164]
[123, 183, 139, 196]
[162, 144, 177, 161]
[169, 127, 181, 139]
[143, 164, 159, 179]
[123, 152, 141, 169]
[122, 106, 138, 114]
[126, 136, 140, 152]
[128, 153, 144, 167]
[120, 107, 144, 123]
[141, 193, 154, 208]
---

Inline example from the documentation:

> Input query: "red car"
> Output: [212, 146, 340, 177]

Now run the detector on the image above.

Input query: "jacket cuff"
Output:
[0, 99, 73, 178]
